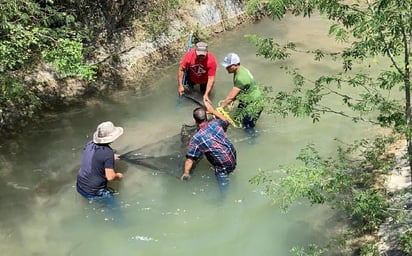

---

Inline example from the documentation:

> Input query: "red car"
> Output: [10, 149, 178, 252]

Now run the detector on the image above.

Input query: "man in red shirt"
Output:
[177, 42, 217, 103]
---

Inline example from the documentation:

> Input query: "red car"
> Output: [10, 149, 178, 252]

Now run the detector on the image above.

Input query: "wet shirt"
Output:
[186, 119, 236, 170]
[77, 141, 115, 196]
[180, 49, 217, 84]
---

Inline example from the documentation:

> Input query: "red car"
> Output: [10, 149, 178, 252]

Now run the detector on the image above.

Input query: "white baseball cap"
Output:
[221, 53, 240, 67]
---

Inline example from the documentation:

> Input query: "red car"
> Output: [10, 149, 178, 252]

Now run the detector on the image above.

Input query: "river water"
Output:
[0, 15, 381, 255]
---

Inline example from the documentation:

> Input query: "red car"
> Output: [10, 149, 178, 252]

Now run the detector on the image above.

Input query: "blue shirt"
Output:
[77, 141, 115, 196]
[186, 119, 236, 171]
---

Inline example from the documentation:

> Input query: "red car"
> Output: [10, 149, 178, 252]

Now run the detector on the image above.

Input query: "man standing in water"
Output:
[220, 53, 264, 129]
[181, 100, 237, 193]
[76, 121, 124, 203]
[177, 42, 217, 103]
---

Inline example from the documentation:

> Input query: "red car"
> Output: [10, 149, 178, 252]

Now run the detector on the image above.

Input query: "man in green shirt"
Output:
[220, 53, 264, 128]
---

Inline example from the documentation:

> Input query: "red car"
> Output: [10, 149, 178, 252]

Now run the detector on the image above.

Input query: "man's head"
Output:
[193, 107, 207, 125]
[195, 42, 208, 60]
[221, 53, 240, 73]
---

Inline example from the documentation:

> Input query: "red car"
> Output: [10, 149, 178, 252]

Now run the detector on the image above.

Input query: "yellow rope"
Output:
[216, 107, 241, 128]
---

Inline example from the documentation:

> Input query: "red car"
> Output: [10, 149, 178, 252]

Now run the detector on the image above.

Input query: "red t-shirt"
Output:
[180, 49, 217, 84]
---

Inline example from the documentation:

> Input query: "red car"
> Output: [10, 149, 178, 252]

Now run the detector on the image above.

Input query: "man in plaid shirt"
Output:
[181, 101, 237, 192]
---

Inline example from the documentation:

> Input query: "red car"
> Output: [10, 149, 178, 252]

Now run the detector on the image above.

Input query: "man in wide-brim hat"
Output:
[76, 121, 124, 201]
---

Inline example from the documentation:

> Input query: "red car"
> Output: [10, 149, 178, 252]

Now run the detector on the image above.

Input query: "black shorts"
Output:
[185, 72, 207, 95]
[187, 79, 207, 95]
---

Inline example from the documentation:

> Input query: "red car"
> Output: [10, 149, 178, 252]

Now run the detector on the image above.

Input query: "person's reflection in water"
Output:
[76, 121, 125, 223]
[244, 126, 259, 145]
[181, 102, 237, 197]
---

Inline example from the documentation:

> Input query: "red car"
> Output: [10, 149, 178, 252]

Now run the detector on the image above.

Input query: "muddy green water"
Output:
[0, 15, 381, 255]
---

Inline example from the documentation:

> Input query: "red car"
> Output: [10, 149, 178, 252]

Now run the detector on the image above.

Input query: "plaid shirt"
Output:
[186, 119, 237, 172]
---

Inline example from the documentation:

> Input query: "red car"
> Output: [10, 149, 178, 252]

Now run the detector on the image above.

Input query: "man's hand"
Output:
[178, 85, 185, 96]
[182, 158, 194, 181]
[203, 99, 213, 113]
[181, 173, 191, 181]
[203, 94, 212, 104]
[114, 153, 120, 160]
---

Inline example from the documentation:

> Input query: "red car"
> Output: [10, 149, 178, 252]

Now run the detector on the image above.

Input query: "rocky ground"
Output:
[378, 140, 412, 255]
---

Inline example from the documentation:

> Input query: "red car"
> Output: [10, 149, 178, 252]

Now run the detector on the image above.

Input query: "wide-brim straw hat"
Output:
[93, 121, 123, 144]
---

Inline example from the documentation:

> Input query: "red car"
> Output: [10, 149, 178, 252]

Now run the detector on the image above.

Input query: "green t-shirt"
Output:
[231, 66, 264, 123]
[233, 66, 262, 103]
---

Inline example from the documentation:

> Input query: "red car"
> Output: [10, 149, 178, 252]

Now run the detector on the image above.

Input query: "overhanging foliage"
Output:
[246, 0, 412, 180]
